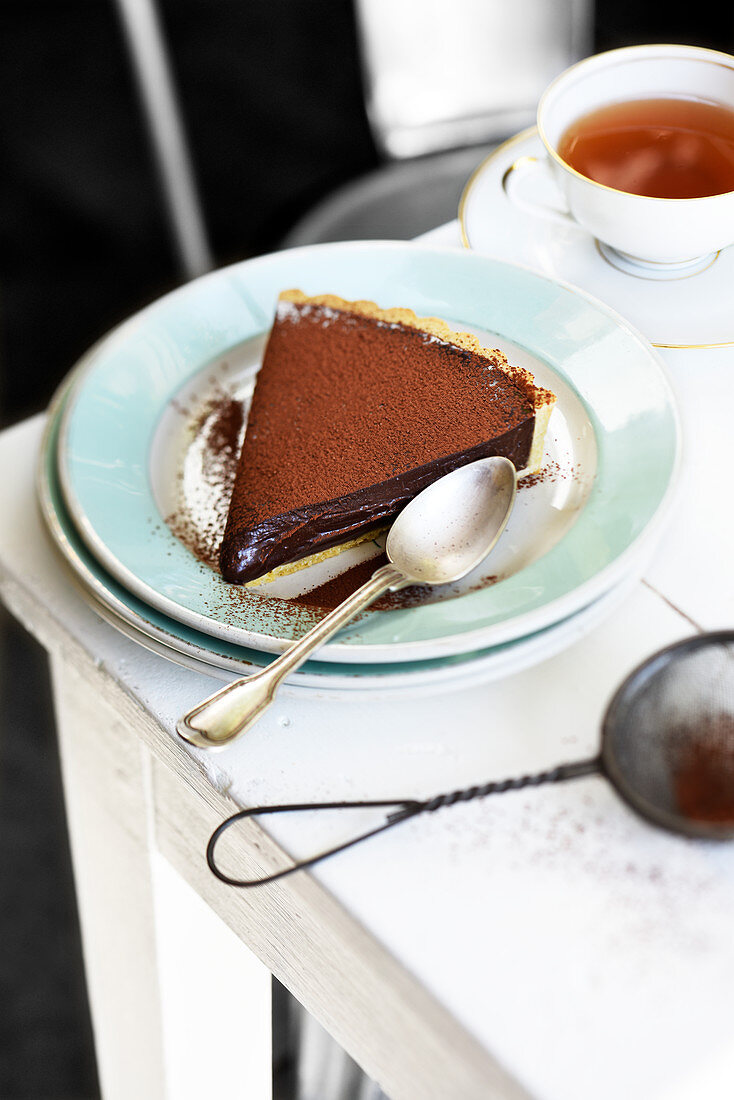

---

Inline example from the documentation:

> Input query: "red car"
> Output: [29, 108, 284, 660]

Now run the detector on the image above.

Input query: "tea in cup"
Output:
[506, 44, 734, 269]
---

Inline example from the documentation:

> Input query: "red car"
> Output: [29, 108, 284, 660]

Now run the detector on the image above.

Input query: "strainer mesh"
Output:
[603, 635, 734, 836]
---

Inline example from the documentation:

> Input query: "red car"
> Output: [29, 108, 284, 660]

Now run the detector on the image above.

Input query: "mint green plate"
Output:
[39, 378, 638, 691]
[57, 242, 680, 663]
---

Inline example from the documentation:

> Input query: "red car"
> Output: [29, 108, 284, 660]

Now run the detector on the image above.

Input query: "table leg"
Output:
[50, 655, 168, 1100]
[150, 850, 273, 1099]
[50, 655, 274, 1100]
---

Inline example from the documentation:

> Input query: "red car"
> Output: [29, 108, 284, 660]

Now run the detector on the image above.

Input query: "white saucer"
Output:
[460, 127, 734, 350]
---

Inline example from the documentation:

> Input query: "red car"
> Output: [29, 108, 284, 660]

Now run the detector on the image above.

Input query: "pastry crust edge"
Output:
[279, 289, 556, 419]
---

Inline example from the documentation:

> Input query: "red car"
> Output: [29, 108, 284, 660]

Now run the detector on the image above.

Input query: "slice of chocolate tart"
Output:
[219, 290, 555, 585]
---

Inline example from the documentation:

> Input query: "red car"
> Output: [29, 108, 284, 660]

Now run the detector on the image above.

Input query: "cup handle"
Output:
[502, 154, 575, 227]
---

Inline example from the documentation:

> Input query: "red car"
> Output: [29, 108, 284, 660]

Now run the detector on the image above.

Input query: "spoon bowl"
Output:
[386, 456, 517, 585]
[177, 456, 517, 749]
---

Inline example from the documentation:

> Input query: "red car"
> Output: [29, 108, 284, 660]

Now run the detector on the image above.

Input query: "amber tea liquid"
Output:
[557, 97, 734, 199]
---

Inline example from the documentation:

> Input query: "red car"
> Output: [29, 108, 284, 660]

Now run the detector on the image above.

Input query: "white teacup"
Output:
[506, 44, 734, 271]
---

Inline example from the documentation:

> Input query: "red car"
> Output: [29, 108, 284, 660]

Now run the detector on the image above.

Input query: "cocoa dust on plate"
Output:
[165, 393, 567, 616]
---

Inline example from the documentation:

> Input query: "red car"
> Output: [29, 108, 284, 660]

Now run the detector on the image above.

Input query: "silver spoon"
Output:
[176, 456, 517, 750]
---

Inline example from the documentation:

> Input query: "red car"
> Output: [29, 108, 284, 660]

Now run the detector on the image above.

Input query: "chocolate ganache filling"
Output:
[219, 296, 539, 585]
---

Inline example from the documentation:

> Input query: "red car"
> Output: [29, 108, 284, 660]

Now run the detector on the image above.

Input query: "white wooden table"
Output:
[2, 223, 734, 1100]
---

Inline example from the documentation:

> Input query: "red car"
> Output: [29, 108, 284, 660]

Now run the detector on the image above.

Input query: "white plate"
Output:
[460, 127, 734, 350]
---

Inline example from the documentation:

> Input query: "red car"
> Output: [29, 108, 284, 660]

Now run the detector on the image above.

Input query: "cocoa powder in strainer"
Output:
[673, 713, 734, 825]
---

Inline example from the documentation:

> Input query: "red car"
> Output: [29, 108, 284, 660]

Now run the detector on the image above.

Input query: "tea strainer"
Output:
[207, 631, 734, 887]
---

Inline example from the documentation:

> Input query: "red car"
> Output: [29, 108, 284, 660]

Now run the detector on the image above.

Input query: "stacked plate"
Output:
[39, 242, 681, 693]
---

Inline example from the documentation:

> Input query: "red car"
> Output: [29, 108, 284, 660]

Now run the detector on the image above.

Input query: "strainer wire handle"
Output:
[206, 756, 601, 888]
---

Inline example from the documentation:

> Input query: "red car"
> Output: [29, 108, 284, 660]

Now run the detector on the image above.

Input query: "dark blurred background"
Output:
[0, 2, 732, 1098]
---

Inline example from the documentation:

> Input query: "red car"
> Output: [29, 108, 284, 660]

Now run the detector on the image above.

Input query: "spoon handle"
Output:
[176, 562, 406, 749]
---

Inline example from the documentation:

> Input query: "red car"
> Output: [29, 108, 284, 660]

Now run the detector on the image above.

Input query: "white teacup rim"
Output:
[536, 42, 734, 203]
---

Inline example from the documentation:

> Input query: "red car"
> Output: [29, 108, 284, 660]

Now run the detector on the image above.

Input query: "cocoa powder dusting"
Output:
[233, 307, 535, 514]
[204, 396, 244, 464]
[163, 391, 434, 624]
[164, 385, 555, 614]
[518, 459, 579, 489]
[220, 300, 539, 582]
[166, 393, 245, 568]
[290, 553, 432, 612]
[673, 713, 734, 825]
